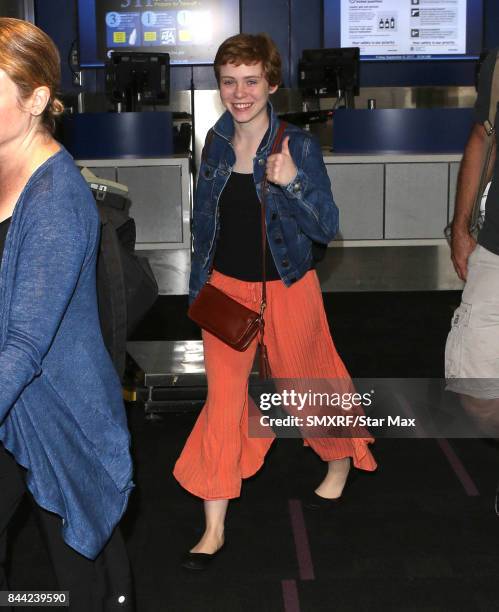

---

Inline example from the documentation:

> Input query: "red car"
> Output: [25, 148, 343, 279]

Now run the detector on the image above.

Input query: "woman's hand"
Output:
[450, 224, 477, 281]
[265, 136, 298, 186]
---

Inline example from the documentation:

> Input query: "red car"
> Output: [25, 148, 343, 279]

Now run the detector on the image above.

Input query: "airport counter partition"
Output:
[58, 108, 473, 292]
[60, 112, 190, 251]
[327, 108, 473, 245]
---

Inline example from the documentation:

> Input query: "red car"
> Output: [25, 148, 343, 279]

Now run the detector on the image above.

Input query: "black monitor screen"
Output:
[106, 52, 170, 109]
[299, 48, 360, 96]
[78, 0, 240, 68]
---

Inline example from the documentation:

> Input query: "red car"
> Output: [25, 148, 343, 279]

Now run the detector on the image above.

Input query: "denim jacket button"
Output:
[293, 182, 301, 192]
[275, 237, 283, 244]
[282, 259, 289, 267]
[258, 158, 265, 166]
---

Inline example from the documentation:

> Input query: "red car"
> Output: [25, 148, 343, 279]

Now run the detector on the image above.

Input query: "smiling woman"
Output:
[174, 32, 377, 572]
[219, 65, 277, 129]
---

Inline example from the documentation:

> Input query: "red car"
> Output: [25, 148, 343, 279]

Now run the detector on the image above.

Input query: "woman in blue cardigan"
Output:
[0, 18, 134, 610]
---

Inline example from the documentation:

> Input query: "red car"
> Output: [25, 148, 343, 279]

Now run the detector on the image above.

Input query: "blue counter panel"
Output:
[61, 112, 174, 159]
[333, 108, 475, 154]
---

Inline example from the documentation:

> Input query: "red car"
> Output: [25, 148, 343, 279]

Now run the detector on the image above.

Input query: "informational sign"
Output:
[104, 4, 214, 51]
[78, 0, 240, 66]
[339, 0, 468, 60]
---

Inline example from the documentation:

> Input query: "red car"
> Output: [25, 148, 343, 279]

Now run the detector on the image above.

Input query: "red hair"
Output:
[214, 33, 282, 87]
[0, 18, 63, 133]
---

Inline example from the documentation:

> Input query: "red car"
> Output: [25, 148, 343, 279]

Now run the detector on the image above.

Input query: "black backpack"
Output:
[82, 169, 159, 379]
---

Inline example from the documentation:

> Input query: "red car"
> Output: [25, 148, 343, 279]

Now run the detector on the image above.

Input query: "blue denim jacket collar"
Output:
[189, 105, 339, 303]
[212, 100, 278, 156]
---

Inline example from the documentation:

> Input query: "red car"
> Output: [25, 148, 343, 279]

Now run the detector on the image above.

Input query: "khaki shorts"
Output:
[445, 245, 499, 398]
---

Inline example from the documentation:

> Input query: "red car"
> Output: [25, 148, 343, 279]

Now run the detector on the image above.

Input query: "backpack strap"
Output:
[468, 51, 499, 233]
[484, 49, 499, 136]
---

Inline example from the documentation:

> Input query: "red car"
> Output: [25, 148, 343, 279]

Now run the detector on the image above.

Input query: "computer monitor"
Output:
[105, 51, 170, 111]
[298, 47, 360, 108]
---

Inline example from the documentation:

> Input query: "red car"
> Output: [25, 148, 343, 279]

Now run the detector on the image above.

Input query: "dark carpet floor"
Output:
[9, 291, 499, 612]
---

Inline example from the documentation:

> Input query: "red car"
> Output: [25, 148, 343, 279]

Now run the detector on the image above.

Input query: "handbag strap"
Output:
[259, 121, 288, 317]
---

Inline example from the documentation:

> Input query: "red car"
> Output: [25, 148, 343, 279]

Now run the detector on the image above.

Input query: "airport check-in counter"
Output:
[325, 151, 462, 243]
[61, 107, 474, 297]
[61, 112, 192, 295]
[60, 107, 474, 413]
[308, 108, 473, 294]
[326, 108, 473, 244]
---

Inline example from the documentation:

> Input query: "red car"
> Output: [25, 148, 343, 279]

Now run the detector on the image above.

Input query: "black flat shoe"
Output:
[181, 545, 225, 571]
[302, 492, 342, 511]
[303, 468, 359, 510]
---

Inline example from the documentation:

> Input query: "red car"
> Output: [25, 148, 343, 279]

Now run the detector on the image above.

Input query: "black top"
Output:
[213, 172, 280, 281]
[474, 48, 499, 254]
[0, 217, 11, 262]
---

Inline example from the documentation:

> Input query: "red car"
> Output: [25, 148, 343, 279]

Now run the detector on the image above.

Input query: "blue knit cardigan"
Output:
[0, 148, 133, 560]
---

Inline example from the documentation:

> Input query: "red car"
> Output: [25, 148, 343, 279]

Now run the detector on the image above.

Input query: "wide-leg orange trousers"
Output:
[174, 270, 376, 499]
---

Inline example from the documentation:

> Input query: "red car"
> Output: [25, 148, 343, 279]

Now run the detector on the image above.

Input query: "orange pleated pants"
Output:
[173, 269, 376, 500]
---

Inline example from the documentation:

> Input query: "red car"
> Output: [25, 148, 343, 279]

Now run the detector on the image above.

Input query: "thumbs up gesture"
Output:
[266, 135, 298, 186]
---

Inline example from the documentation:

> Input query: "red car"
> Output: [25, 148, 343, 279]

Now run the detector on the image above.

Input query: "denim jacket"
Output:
[0, 148, 133, 560]
[189, 103, 339, 302]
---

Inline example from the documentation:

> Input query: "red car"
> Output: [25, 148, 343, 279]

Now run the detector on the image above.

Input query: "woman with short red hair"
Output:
[175, 33, 376, 570]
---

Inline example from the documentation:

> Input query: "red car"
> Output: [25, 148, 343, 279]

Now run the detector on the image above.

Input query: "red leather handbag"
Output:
[187, 283, 262, 351]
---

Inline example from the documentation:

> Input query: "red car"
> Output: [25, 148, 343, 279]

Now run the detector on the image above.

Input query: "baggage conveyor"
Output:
[126, 340, 258, 417]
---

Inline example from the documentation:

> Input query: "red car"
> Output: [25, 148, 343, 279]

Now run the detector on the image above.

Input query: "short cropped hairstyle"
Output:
[0, 18, 64, 134]
[214, 33, 282, 87]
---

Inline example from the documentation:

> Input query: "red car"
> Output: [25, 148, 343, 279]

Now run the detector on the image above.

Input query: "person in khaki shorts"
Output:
[446, 48, 499, 431]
